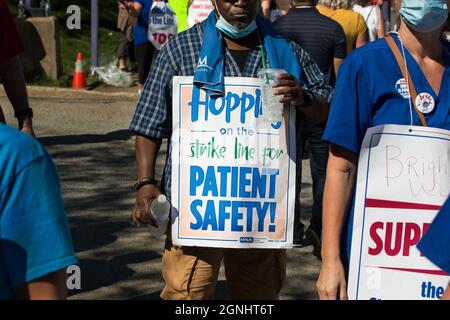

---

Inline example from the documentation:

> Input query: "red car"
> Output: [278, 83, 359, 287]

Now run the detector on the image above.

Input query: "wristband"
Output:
[134, 177, 158, 191]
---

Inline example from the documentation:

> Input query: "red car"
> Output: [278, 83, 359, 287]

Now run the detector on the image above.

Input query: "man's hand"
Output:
[317, 259, 349, 300]
[132, 184, 162, 227]
[18, 117, 35, 137]
[272, 73, 305, 106]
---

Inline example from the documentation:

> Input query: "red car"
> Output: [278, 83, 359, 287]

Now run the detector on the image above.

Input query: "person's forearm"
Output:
[0, 56, 30, 114]
[136, 133, 162, 179]
[15, 270, 68, 300]
[442, 284, 450, 300]
[321, 146, 357, 262]
[126, 2, 141, 17]
[261, 0, 271, 18]
[298, 94, 329, 124]
[333, 58, 344, 79]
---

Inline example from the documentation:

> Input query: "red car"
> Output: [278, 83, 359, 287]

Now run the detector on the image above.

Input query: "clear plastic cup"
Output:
[258, 68, 286, 122]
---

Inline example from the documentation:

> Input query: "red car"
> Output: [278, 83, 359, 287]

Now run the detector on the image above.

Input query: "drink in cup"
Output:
[258, 68, 286, 122]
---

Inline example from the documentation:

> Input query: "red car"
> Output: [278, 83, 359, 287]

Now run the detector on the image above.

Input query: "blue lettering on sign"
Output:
[189, 87, 263, 124]
[188, 165, 280, 233]
[240, 237, 254, 243]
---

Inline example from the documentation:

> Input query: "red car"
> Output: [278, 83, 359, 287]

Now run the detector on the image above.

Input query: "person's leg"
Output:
[160, 243, 223, 300]
[302, 122, 329, 258]
[118, 32, 128, 70]
[134, 42, 154, 92]
[224, 249, 286, 299]
[293, 113, 304, 244]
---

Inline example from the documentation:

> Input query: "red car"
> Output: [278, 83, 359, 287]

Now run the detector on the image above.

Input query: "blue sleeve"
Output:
[0, 151, 78, 288]
[417, 197, 450, 274]
[323, 56, 372, 154]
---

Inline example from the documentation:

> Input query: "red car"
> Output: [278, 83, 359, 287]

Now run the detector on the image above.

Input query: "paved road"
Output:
[1, 87, 322, 300]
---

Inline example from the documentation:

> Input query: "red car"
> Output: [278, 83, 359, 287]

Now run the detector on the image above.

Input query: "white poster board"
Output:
[348, 125, 450, 300]
[187, 0, 214, 28]
[171, 77, 296, 249]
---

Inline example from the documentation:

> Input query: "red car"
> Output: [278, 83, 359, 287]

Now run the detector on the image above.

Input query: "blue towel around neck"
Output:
[193, 12, 303, 97]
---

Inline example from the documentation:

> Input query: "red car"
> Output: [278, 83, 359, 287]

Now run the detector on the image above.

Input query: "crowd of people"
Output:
[0, 0, 449, 301]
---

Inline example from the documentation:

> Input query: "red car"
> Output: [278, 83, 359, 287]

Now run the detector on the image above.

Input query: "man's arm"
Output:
[14, 269, 68, 300]
[0, 55, 34, 136]
[132, 134, 162, 226]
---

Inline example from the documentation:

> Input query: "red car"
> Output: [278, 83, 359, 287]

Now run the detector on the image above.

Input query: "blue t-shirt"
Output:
[323, 34, 450, 264]
[0, 124, 78, 299]
[417, 197, 450, 274]
[134, 0, 153, 46]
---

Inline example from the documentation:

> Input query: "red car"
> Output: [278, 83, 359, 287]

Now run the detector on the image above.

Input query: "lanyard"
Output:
[385, 34, 427, 127]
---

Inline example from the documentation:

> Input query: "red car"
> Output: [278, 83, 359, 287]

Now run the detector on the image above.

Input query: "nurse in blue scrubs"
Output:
[417, 197, 450, 300]
[316, 0, 450, 300]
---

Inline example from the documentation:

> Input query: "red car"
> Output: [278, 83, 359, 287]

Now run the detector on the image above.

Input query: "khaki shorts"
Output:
[160, 239, 287, 300]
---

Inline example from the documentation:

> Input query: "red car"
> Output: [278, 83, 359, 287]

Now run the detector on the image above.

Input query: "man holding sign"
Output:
[130, 0, 332, 300]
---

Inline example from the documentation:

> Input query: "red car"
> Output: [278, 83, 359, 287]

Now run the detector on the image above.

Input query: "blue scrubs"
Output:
[417, 197, 450, 275]
[134, 0, 153, 46]
[323, 34, 450, 265]
[0, 124, 78, 299]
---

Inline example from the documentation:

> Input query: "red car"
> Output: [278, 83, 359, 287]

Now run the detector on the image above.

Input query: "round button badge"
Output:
[415, 93, 435, 114]
[395, 78, 410, 99]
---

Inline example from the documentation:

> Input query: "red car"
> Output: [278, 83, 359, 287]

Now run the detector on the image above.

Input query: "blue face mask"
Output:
[214, 1, 258, 39]
[400, 0, 448, 33]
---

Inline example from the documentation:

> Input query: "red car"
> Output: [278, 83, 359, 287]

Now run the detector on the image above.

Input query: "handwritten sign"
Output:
[348, 125, 450, 300]
[187, 0, 214, 28]
[171, 77, 296, 248]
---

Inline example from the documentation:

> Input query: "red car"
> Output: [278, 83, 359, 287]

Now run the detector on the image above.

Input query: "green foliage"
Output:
[6, 0, 122, 86]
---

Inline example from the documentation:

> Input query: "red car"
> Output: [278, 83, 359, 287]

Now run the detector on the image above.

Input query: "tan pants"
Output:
[160, 241, 287, 300]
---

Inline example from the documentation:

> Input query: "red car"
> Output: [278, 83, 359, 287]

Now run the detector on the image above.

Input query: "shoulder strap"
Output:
[385, 35, 427, 127]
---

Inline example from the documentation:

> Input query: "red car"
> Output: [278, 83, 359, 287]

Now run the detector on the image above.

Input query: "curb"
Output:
[1, 86, 138, 100]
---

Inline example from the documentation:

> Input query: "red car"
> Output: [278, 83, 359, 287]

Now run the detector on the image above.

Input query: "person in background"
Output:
[0, 0, 34, 136]
[261, 0, 291, 20]
[353, 0, 385, 42]
[170, 0, 189, 33]
[120, 0, 156, 94]
[316, 0, 449, 300]
[317, 0, 368, 53]
[117, 1, 137, 72]
[417, 196, 450, 300]
[0, 124, 79, 300]
[273, 0, 346, 256]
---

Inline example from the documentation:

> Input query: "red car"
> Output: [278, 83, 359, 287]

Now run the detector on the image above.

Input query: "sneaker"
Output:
[305, 228, 322, 259]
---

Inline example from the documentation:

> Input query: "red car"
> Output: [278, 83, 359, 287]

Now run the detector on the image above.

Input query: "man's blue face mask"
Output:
[400, 0, 448, 33]
[214, 0, 258, 39]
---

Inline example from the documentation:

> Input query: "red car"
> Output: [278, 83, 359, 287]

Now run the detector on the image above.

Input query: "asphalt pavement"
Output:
[0, 86, 322, 300]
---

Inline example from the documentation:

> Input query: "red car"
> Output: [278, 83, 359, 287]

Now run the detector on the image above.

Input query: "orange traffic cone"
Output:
[72, 52, 87, 89]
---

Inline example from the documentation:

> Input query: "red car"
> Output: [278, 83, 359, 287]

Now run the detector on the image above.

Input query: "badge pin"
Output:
[415, 93, 435, 114]
[395, 78, 410, 99]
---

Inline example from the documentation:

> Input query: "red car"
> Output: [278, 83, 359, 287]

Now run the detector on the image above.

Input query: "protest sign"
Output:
[187, 0, 214, 28]
[148, 1, 178, 50]
[170, 77, 296, 249]
[348, 125, 450, 300]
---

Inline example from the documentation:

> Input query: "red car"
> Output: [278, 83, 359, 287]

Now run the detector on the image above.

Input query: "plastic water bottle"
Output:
[149, 195, 170, 237]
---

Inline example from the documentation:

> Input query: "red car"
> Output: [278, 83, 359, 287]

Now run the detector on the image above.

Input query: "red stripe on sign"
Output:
[365, 198, 442, 211]
[372, 266, 449, 276]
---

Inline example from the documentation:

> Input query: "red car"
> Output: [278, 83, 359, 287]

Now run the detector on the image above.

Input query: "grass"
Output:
[7, 0, 122, 87]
